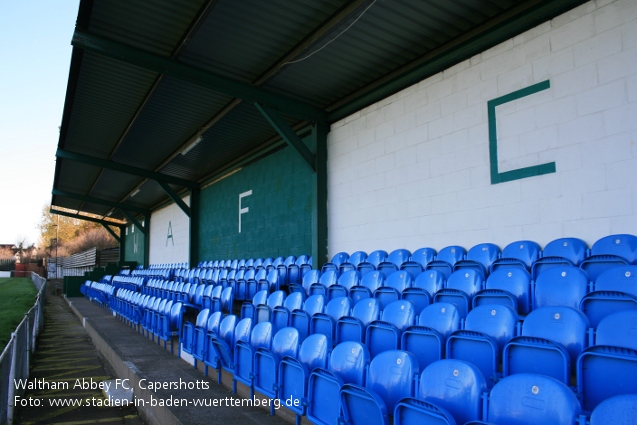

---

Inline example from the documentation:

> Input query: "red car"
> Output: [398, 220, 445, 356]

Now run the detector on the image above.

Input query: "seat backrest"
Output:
[330, 252, 349, 267]
[436, 246, 466, 266]
[272, 327, 300, 359]
[487, 373, 581, 425]
[410, 247, 437, 268]
[298, 333, 331, 371]
[367, 350, 419, 413]
[324, 296, 352, 321]
[418, 359, 487, 425]
[595, 310, 637, 350]
[590, 394, 637, 425]
[485, 268, 532, 315]
[418, 303, 461, 340]
[351, 298, 381, 326]
[233, 317, 253, 345]
[360, 271, 384, 292]
[283, 292, 304, 311]
[218, 314, 237, 346]
[206, 311, 223, 334]
[534, 266, 589, 309]
[250, 321, 273, 350]
[329, 341, 370, 386]
[302, 270, 321, 292]
[385, 271, 412, 292]
[542, 237, 588, 266]
[304, 294, 326, 316]
[195, 308, 211, 328]
[465, 243, 501, 270]
[447, 269, 482, 298]
[521, 306, 590, 363]
[295, 255, 309, 266]
[267, 290, 285, 309]
[284, 255, 297, 267]
[366, 250, 388, 267]
[381, 300, 417, 333]
[319, 269, 338, 287]
[501, 240, 541, 268]
[386, 249, 411, 268]
[464, 304, 518, 351]
[591, 234, 637, 263]
[594, 266, 637, 297]
[255, 269, 267, 281]
[414, 270, 445, 295]
[338, 270, 360, 290]
[211, 285, 222, 299]
[244, 268, 256, 280]
[348, 251, 368, 267]
[252, 289, 268, 306]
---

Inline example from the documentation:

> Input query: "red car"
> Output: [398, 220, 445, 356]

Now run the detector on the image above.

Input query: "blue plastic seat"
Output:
[279, 334, 332, 424]
[250, 269, 267, 297]
[433, 269, 482, 318]
[207, 315, 248, 386]
[589, 394, 637, 425]
[357, 250, 388, 277]
[336, 298, 381, 344]
[310, 269, 338, 297]
[241, 289, 268, 320]
[339, 251, 368, 275]
[322, 252, 349, 275]
[290, 294, 326, 341]
[350, 271, 384, 305]
[307, 341, 370, 425]
[234, 321, 273, 398]
[366, 300, 416, 358]
[454, 242, 501, 280]
[473, 268, 532, 316]
[204, 314, 236, 372]
[311, 296, 352, 345]
[201, 284, 214, 310]
[395, 359, 487, 425]
[484, 373, 581, 424]
[577, 310, 637, 412]
[401, 302, 461, 373]
[533, 266, 590, 310]
[426, 246, 466, 279]
[580, 265, 637, 327]
[374, 270, 412, 310]
[400, 247, 437, 279]
[157, 301, 183, 354]
[278, 255, 296, 286]
[220, 286, 234, 314]
[208, 285, 223, 312]
[378, 249, 411, 278]
[340, 350, 419, 425]
[199, 311, 222, 365]
[401, 270, 445, 314]
[580, 234, 637, 282]
[181, 308, 210, 358]
[255, 290, 285, 323]
[288, 255, 309, 285]
[503, 306, 589, 386]
[531, 237, 588, 279]
[272, 292, 305, 333]
[446, 304, 518, 388]
[253, 327, 300, 415]
[328, 269, 359, 300]
[490, 240, 541, 273]
[292, 269, 319, 295]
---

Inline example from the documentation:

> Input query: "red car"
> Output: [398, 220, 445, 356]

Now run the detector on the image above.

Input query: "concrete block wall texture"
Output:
[327, 0, 637, 256]
[198, 141, 314, 262]
[149, 195, 190, 265]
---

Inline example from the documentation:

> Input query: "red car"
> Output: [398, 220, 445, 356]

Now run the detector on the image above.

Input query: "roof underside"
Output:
[52, 0, 587, 224]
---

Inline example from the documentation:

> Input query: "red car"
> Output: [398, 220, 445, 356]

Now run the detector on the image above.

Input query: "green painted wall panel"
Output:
[199, 143, 313, 261]
[124, 224, 146, 265]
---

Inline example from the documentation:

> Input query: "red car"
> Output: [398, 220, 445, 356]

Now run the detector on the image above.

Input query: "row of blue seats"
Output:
[192, 304, 636, 424]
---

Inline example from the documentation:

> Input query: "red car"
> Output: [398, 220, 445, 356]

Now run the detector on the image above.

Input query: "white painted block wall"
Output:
[327, 0, 637, 255]
[149, 196, 190, 265]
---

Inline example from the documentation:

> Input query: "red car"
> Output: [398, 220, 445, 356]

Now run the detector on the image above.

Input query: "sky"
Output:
[0, 1, 80, 246]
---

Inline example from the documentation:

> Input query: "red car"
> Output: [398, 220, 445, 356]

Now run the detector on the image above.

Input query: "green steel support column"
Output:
[119, 226, 126, 264]
[144, 214, 151, 267]
[158, 181, 191, 217]
[312, 122, 329, 270]
[189, 187, 200, 268]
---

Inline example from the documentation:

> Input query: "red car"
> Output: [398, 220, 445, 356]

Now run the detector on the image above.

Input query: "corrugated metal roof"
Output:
[52, 0, 588, 223]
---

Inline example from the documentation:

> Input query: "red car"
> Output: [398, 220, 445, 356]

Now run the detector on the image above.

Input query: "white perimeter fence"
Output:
[0, 273, 46, 425]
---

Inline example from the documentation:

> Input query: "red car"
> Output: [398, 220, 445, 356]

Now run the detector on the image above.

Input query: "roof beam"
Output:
[52, 189, 149, 215]
[50, 208, 121, 227]
[101, 223, 121, 243]
[157, 181, 191, 217]
[72, 30, 327, 122]
[119, 209, 146, 235]
[56, 149, 198, 189]
[255, 103, 315, 173]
